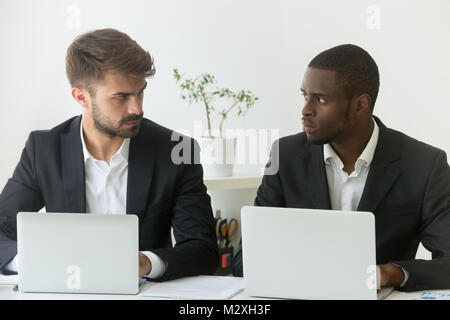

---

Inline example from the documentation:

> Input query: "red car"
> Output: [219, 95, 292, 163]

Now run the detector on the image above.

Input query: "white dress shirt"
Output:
[4, 120, 167, 279]
[323, 118, 408, 287]
[80, 120, 166, 279]
[323, 119, 379, 212]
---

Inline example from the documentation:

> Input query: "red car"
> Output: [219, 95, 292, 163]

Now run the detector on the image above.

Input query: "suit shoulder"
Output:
[388, 127, 445, 158]
[275, 132, 310, 154]
[278, 132, 308, 145]
[140, 118, 196, 147]
[29, 116, 81, 142]
[141, 118, 173, 137]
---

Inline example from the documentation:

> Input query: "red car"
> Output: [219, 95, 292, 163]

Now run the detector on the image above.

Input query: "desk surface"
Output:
[1, 281, 449, 300]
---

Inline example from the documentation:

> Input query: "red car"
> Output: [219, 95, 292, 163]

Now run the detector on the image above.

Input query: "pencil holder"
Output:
[215, 246, 234, 276]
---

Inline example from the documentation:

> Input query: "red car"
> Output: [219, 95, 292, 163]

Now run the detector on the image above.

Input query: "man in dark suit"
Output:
[233, 44, 450, 292]
[0, 28, 218, 281]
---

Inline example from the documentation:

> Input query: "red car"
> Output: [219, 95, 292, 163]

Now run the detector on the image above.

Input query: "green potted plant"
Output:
[173, 69, 258, 177]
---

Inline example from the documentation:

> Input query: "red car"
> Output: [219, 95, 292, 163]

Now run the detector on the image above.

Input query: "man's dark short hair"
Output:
[308, 44, 380, 110]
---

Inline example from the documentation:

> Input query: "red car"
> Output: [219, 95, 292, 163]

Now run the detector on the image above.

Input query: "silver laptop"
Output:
[241, 206, 384, 300]
[17, 212, 139, 295]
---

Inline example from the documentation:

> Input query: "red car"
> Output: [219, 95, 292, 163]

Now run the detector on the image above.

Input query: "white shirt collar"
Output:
[80, 116, 130, 164]
[323, 118, 379, 172]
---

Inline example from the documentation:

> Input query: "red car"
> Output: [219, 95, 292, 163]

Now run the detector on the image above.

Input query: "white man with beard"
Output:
[0, 28, 219, 281]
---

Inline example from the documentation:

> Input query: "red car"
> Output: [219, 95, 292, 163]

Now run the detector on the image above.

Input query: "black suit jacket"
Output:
[233, 116, 450, 292]
[0, 115, 219, 281]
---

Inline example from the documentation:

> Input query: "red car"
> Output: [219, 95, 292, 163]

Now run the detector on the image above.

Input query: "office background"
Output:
[1, 0, 449, 259]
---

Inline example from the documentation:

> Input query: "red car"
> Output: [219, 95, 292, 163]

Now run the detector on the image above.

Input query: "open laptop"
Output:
[241, 206, 392, 300]
[17, 212, 139, 295]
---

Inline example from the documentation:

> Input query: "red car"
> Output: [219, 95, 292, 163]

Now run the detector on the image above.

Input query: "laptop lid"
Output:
[17, 212, 139, 295]
[241, 206, 377, 300]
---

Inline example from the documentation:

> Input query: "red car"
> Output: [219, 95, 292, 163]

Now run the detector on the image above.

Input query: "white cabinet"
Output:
[204, 174, 263, 257]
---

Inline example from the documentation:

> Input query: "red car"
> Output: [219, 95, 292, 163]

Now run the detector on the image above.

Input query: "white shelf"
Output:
[204, 173, 262, 190]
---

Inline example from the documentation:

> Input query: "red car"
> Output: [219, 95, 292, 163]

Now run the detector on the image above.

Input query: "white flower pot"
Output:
[197, 136, 236, 178]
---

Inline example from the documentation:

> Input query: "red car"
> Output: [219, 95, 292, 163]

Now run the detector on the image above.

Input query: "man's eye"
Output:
[318, 97, 326, 104]
[302, 93, 308, 101]
[116, 95, 127, 100]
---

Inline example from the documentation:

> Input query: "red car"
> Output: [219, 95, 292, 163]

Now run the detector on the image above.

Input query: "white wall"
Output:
[1, 0, 449, 189]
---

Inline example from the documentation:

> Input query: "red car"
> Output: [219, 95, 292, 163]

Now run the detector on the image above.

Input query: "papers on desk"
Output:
[377, 287, 394, 300]
[140, 276, 244, 300]
[412, 291, 450, 300]
[0, 274, 18, 285]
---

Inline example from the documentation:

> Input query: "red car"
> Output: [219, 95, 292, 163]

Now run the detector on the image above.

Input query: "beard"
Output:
[306, 103, 352, 146]
[91, 100, 143, 138]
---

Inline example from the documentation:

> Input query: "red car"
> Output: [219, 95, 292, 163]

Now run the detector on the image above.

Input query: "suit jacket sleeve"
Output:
[255, 139, 285, 207]
[391, 150, 450, 291]
[151, 140, 219, 281]
[233, 140, 285, 277]
[0, 132, 44, 272]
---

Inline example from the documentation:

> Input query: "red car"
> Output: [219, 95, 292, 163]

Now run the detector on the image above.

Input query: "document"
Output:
[377, 287, 394, 300]
[412, 291, 450, 300]
[139, 275, 244, 299]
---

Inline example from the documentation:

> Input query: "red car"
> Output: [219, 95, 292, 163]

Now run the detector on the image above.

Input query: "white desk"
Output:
[1, 281, 449, 300]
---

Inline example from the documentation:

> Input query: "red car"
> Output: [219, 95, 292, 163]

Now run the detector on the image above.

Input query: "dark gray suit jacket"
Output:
[233, 116, 450, 292]
[0, 115, 219, 281]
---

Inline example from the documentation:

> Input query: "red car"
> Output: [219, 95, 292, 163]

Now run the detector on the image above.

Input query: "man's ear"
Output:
[71, 87, 91, 110]
[356, 94, 371, 113]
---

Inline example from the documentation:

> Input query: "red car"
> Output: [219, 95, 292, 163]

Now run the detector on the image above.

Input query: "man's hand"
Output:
[139, 252, 152, 278]
[378, 264, 405, 288]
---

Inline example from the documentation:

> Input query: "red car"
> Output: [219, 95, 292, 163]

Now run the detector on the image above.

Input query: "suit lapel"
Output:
[60, 116, 86, 213]
[126, 123, 156, 220]
[357, 117, 402, 213]
[306, 144, 331, 210]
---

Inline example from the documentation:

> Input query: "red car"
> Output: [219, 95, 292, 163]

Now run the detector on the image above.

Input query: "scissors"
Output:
[218, 218, 239, 248]
[214, 217, 224, 248]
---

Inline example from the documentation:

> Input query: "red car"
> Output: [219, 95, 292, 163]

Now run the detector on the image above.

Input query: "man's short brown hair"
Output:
[65, 28, 155, 94]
